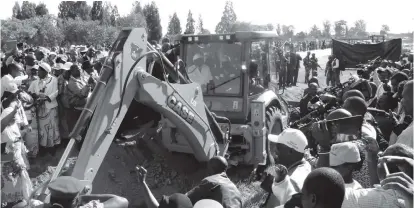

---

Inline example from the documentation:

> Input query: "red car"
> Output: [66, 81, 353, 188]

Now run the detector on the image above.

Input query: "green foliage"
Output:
[1, 18, 37, 43]
[276, 24, 282, 36]
[380, 25, 390, 35]
[20, 1, 37, 20]
[143, 1, 162, 42]
[132, 1, 143, 14]
[28, 15, 64, 47]
[334, 20, 347, 37]
[35, 3, 49, 16]
[12, 2, 21, 19]
[322, 20, 331, 37]
[167, 13, 182, 36]
[90, 1, 103, 21]
[197, 15, 205, 34]
[215, 1, 237, 34]
[58, 1, 91, 20]
[347, 20, 368, 37]
[309, 24, 322, 38]
[117, 12, 146, 28]
[185, 10, 195, 34]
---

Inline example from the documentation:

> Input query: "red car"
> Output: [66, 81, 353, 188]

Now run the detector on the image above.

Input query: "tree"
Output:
[334, 20, 347, 37]
[12, 2, 22, 19]
[117, 12, 146, 28]
[1, 19, 37, 43]
[110, 5, 120, 26]
[309, 24, 322, 38]
[215, 1, 237, 34]
[58, 1, 91, 20]
[322, 20, 331, 37]
[276, 24, 282, 36]
[185, 10, 195, 34]
[132, 1, 143, 14]
[380, 24, 390, 35]
[351, 19, 368, 37]
[20, 1, 37, 20]
[90, 1, 103, 21]
[266, 23, 274, 31]
[166, 13, 182, 36]
[281, 25, 294, 38]
[295, 31, 307, 41]
[35, 3, 48, 16]
[143, 1, 162, 42]
[197, 14, 204, 34]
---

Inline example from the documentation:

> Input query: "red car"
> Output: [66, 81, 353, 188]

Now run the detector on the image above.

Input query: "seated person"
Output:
[187, 53, 213, 88]
[186, 156, 242, 208]
[249, 60, 265, 95]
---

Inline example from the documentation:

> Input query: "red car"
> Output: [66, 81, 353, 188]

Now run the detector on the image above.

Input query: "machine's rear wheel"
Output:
[255, 106, 284, 179]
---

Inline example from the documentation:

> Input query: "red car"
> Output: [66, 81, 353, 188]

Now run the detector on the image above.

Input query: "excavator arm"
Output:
[38, 28, 228, 199]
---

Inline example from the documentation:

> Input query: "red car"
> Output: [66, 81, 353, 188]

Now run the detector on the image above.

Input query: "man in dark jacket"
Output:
[186, 156, 242, 208]
[286, 51, 297, 86]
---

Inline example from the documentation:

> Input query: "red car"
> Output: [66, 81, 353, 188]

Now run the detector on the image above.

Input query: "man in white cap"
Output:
[28, 62, 61, 157]
[329, 142, 364, 190]
[264, 128, 312, 207]
[187, 53, 213, 88]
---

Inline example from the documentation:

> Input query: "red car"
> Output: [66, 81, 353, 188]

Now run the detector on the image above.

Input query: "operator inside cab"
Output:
[187, 53, 213, 89]
[249, 60, 265, 95]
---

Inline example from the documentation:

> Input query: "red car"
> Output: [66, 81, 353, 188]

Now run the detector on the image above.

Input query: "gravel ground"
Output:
[24, 49, 357, 208]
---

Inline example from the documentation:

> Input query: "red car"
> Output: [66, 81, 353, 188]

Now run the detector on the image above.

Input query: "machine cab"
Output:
[176, 32, 281, 123]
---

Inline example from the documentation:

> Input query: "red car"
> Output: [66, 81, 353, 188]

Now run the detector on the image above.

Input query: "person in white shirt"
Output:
[264, 128, 312, 207]
[1, 63, 28, 98]
[187, 53, 213, 88]
[27, 62, 60, 157]
[331, 54, 341, 86]
[372, 67, 392, 104]
[1, 82, 33, 207]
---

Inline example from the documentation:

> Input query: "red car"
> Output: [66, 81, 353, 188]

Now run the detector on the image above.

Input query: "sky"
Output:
[1, 0, 414, 35]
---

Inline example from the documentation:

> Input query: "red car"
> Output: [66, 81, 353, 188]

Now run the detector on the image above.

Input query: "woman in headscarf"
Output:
[1, 82, 33, 207]
[27, 62, 60, 157]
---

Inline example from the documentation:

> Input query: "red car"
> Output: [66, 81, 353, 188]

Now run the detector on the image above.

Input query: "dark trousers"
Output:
[331, 69, 341, 86]
[279, 70, 286, 88]
[292, 68, 299, 85]
[305, 67, 311, 84]
[286, 68, 293, 85]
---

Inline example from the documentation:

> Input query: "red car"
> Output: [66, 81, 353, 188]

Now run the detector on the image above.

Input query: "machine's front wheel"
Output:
[255, 106, 284, 180]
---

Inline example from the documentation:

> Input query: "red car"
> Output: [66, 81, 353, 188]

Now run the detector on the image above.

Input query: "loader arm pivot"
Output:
[39, 28, 227, 199]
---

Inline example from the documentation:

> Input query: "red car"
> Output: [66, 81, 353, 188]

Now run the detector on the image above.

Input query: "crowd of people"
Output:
[1, 38, 413, 208]
[1, 45, 105, 207]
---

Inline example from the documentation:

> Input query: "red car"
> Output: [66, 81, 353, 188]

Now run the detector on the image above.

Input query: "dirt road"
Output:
[281, 49, 355, 102]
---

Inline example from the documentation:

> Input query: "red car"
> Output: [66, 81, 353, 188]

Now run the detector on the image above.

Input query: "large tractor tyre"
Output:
[255, 106, 284, 180]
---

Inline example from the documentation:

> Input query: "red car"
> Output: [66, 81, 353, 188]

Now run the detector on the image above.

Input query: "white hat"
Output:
[4, 82, 19, 93]
[62, 62, 72, 71]
[329, 142, 361, 167]
[55, 63, 64, 70]
[193, 53, 203, 62]
[268, 128, 308, 153]
[194, 199, 223, 208]
[39, 62, 51, 73]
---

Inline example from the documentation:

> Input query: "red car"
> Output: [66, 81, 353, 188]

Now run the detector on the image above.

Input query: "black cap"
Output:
[159, 193, 193, 208]
[48, 176, 85, 199]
